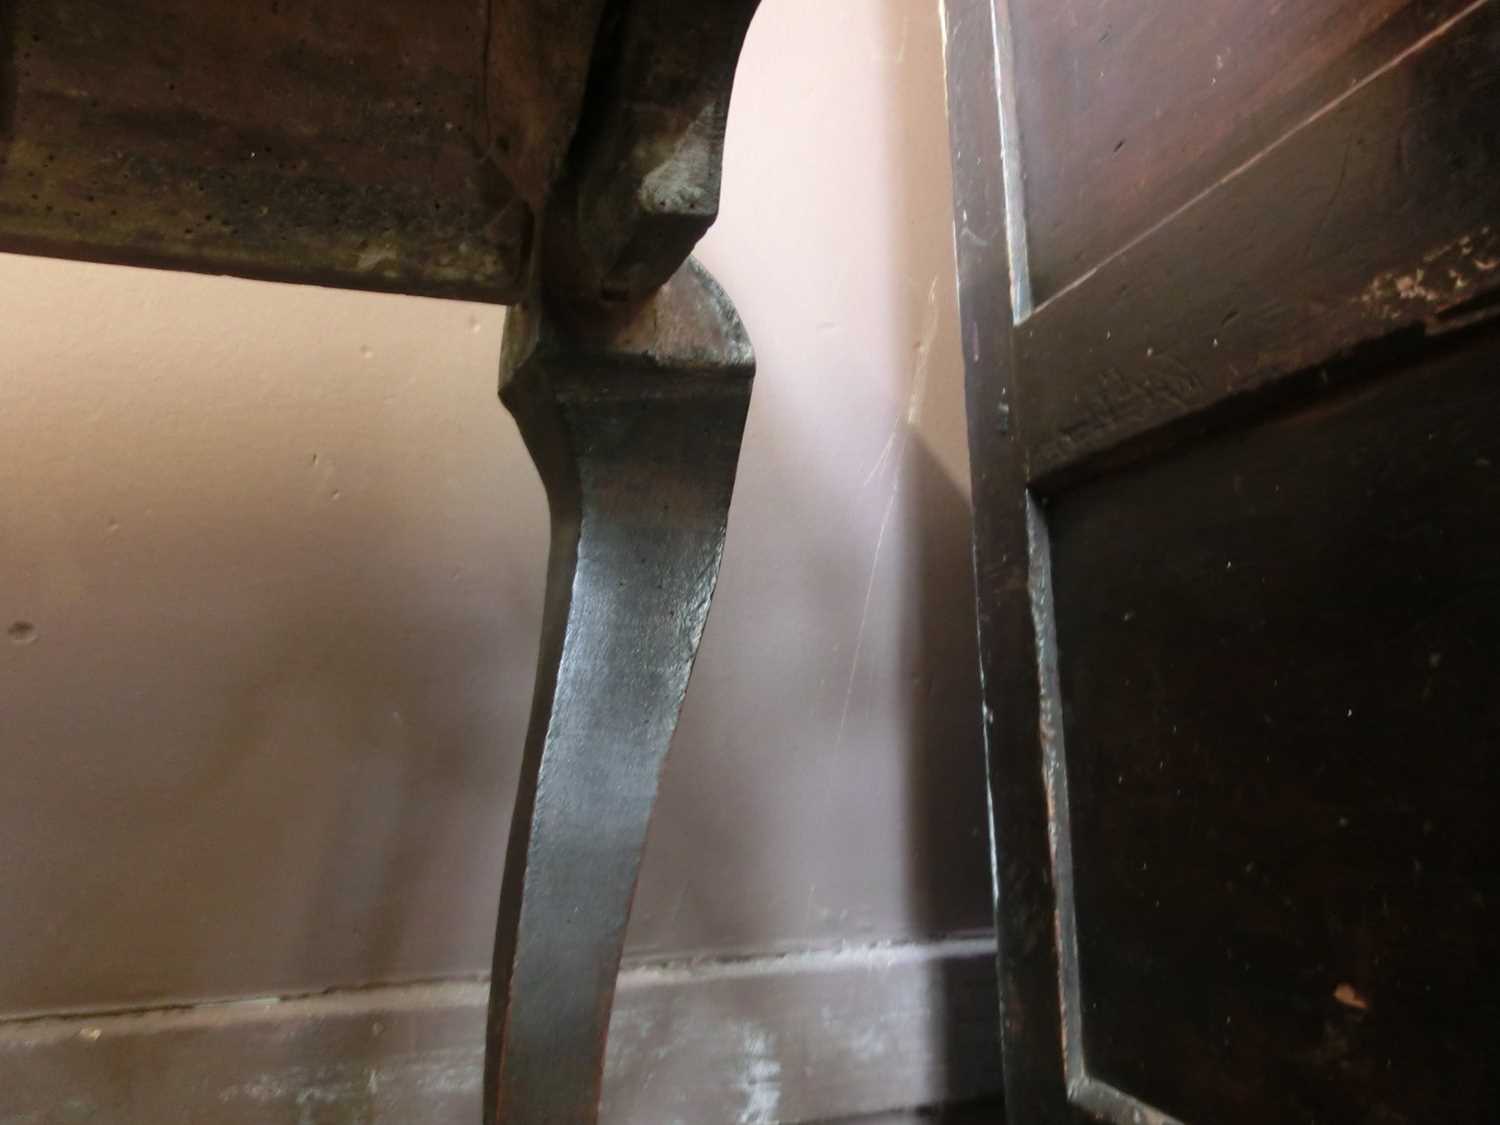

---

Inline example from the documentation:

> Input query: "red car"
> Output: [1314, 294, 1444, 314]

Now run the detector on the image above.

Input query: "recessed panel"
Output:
[1008, 0, 1471, 303]
[1047, 335, 1500, 1121]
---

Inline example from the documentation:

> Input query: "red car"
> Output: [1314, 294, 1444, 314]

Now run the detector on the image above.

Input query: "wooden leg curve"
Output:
[484, 258, 754, 1125]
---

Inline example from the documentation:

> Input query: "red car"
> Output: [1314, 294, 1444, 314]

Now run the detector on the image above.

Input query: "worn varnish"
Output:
[0, 0, 531, 300]
[0, 0, 769, 307]
[944, 0, 1500, 1119]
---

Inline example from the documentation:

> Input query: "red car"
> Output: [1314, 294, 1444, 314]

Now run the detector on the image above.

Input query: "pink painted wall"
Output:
[0, 0, 988, 1017]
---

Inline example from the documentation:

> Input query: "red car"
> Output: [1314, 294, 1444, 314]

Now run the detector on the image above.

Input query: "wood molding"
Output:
[0, 937, 1000, 1124]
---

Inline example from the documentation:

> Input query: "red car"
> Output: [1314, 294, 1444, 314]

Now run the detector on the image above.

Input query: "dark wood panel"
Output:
[1046, 329, 1500, 1123]
[1009, 0, 1472, 302]
[1015, 0, 1500, 485]
[0, 0, 532, 301]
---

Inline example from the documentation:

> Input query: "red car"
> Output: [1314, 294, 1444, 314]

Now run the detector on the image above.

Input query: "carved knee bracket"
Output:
[485, 259, 753, 1124]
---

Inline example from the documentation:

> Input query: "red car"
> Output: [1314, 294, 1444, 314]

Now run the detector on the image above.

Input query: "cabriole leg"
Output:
[484, 259, 754, 1124]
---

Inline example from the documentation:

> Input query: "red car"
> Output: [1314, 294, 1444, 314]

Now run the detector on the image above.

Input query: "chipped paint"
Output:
[617, 935, 996, 989]
[1360, 227, 1500, 322]
[217, 1045, 483, 1112]
[1333, 983, 1370, 1011]
[354, 245, 401, 274]
[732, 1025, 782, 1125]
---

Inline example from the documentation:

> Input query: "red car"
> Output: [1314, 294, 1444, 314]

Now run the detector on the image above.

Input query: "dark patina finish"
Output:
[0, 0, 531, 301]
[0, 0, 759, 307]
[944, 0, 1500, 1120]
[487, 260, 753, 1123]
[538, 0, 761, 303]
[482, 4, 761, 1121]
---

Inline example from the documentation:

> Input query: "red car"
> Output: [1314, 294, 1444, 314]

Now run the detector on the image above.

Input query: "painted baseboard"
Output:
[0, 936, 1000, 1124]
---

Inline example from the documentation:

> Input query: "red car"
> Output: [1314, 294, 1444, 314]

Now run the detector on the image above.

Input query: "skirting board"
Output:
[0, 936, 1000, 1124]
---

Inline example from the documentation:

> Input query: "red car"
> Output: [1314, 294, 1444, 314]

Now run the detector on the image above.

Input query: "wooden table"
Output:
[1, 3, 763, 1122]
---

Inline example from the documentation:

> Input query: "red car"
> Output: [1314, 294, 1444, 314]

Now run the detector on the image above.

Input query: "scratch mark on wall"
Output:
[836, 279, 940, 752]
[875, 12, 912, 64]
[218, 1045, 483, 1121]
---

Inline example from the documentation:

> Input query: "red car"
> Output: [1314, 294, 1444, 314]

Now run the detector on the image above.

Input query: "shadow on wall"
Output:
[628, 0, 993, 953]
